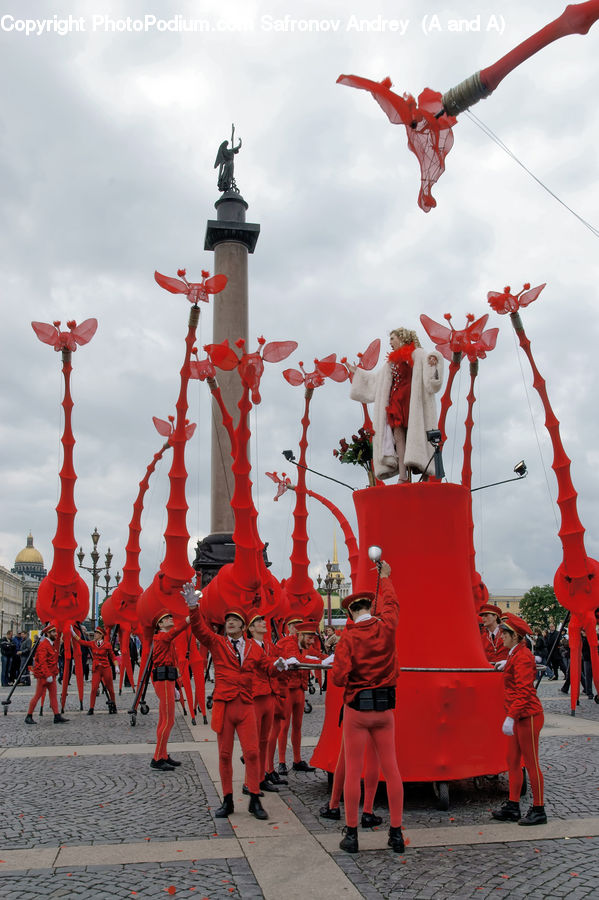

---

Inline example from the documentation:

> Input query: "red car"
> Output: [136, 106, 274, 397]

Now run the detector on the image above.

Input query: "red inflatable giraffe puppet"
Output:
[32, 319, 97, 713]
[488, 282, 599, 714]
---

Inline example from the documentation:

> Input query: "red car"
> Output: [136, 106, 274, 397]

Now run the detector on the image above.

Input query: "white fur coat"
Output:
[350, 348, 444, 479]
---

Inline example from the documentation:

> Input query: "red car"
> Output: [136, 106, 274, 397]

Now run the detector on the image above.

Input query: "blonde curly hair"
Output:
[390, 327, 421, 348]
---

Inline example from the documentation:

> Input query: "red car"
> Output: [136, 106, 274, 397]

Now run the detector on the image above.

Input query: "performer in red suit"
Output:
[277, 621, 324, 774]
[479, 603, 509, 664]
[72, 625, 118, 714]
[331, 561, 405, 854]
[492, 612, 547, 826]
[24, 623, 69, 724]
[150, 610, 189, 772]
[247, 613, 281, 793]
[182, 583, 288, 820]
[266, 616, 301, 782]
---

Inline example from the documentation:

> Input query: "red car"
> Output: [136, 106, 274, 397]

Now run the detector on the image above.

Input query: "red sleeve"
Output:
[378, 578, 399, 629]
[189, 607, 218, 651]
[160, 618, 189, 646]
[331, 631, 353, 687]
[505, 648, 540, 719]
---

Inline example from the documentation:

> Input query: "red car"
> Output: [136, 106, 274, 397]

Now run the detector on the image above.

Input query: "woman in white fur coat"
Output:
[349, 328, 444, 482]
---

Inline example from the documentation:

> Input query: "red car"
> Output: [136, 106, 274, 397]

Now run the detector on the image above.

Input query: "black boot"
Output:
[319, 802, 340, 820]
[203, 715, 208, 725]
[491, 799, 521, 822]
[248, 793, 268, 820]
[150, 758, 175, 772]
[242, 784, 263, 797]
[518, 805, 547, 826]
[388, 826, 405, 853]
[214, 793, 234, 818]
[87, 708, 94, 715]
[361, 812, 383, 828]
[54, 713, 69, 723]
[278, 762, 288, 776]
[166, 756, 181, 767]
[24, 714, 36, 725]
[267, 770, 288, 786]
[292, 760, 315, 772]
[191, 717, 196, 726]
[259, 779, 279, 793]
[339, 826, 359, 853]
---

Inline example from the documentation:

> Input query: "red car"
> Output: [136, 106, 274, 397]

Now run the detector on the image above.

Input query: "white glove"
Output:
[534, 655, 542, 664]
[305, 655, 320, 662]
[502, 716, 515, 736]
[274, 657, 286, 671]
[285, 656, 300, 668]
[70, 626, 78, 637]
[181, 581, 200, 609]
[322, 653, 335, 667]
[495, 660, 507, 671]
[46, 676, 53, 683]
[174, 688, 181, 701]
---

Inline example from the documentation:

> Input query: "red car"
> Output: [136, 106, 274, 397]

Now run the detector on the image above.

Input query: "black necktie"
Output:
[231, 639, 241, 665]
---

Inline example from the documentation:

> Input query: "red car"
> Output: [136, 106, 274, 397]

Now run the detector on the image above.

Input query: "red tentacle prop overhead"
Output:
[267, 471, 360, 590]
[196, 337, 297, 624]
[32, 319, 97, 629]
[488, 282, 599, 711]
[281, 356, 348, 621]
[137, 269, 226, 634]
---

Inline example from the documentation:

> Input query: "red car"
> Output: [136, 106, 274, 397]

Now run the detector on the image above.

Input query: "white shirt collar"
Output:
[354, 612, 373, 624]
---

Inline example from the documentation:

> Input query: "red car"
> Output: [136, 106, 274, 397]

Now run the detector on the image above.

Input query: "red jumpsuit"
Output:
[189, 608, 277, 795]
[276, 635, 313, 766]
[332, 578, 404, 829]
[151, 620, 188, 762]
[78, 638, 117, 709]
[503, 641, 544, 805]
[481, 627, 510, 665]
[250, 637, 281, 781]
[28, 637, 60, 716]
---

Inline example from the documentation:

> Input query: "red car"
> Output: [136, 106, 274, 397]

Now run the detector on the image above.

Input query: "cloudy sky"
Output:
[2, 0, 598, 607]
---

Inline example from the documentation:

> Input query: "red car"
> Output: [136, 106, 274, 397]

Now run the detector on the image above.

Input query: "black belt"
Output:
[348, 686, 396, 712]
[152, 665, 178, 682]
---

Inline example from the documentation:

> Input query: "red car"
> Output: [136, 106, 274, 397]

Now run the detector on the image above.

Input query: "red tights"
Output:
[153, 679, 175, 761]
[331, 733, 380, 812]
[218, 696, 261, 795]
[89, 665, 115, 709]
[343, 706, 404, 828]
[267, 697, 286, 771]
[254, 694, 274, 780]
[507, 712, 544, 805]
[28, 678, 58, 715]
[278, 686, 304, 764]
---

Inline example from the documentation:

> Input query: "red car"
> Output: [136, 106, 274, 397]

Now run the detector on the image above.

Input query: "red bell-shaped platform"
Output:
[311, 482, 507, 782]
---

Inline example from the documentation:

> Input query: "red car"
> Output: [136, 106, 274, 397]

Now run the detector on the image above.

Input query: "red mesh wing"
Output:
[261, 340, 298, 363]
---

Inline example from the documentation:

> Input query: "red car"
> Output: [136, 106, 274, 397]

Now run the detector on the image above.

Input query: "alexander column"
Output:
[196, 127, 260, 582]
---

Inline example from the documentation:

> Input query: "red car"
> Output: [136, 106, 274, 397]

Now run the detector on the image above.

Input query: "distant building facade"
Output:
[10, 533, 46, 632]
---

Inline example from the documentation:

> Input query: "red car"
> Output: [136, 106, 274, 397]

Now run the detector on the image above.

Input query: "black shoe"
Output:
[24, 714, 36, 725]
[108, 702, 117, 714]
[203, 715, 208, 725]
[248, 794, 268, 820]
[292, 760, 315, 773]
[166, 756, 181, 767]
[214, 794, 234, 818]
[260, 779, 279, 793]
[339, 826, 359, 853]
[191, 717, 196, 725]
[560, 686, 569, 693]
[150, 758, 175, 772]
[278, 762, 288, 776]
[491, 800, 521, 822]
[361, 812, 383, 828]
[388, 826, 405, 853]
[320, 803, 341, 820]
[518, 805, 547, 826]
[267, 770, 288, 786]
[242, 784, 264, 797]
[87, 708, 94, 716]
[54, 714, 69, 724]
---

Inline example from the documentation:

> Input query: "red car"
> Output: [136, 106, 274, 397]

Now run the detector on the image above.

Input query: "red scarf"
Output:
[387, 343, 415, 366]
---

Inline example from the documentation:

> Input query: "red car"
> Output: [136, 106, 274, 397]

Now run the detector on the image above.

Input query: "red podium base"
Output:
[311, 482, 508, 782]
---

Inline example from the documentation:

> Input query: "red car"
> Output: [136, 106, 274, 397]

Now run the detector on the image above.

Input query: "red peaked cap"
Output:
[94, 625, 106, 636]
[479, 603, 503, 618]
[224, 608, 248, 627]
[341, 590, 375, 611]
[153, 608, 173, 628]
[295, 620, 320, 634]
[41, 622, 58, 635]
[500, 613, 532, 637]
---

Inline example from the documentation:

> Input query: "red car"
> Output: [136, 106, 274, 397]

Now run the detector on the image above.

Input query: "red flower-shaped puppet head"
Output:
[420, 312, 498, 362]
[487, 283, 546, 315]
[206, 337, 298, 404]
[283, 354, 348, 391]
[337, 74, 456, 212]
[266, 470, 293, 501]
[32, 319, 98, 352]
[152, 414, 196, 443]
[154, 268, 227, 305]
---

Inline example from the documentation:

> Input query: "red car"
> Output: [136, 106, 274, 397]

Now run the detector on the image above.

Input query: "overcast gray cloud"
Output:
[2, 0, 599, 604]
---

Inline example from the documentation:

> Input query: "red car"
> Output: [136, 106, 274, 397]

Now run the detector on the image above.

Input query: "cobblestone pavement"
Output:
[1, 676, 599, 898]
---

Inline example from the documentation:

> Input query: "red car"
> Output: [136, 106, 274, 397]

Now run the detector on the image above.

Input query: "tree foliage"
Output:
[520, 584, 567, 630]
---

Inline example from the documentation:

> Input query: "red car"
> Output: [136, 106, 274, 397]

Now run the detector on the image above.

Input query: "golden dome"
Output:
[15, 533, 44, 565]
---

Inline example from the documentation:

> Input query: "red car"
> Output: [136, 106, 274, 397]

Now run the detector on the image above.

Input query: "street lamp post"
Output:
[77, 528, 114, 630]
